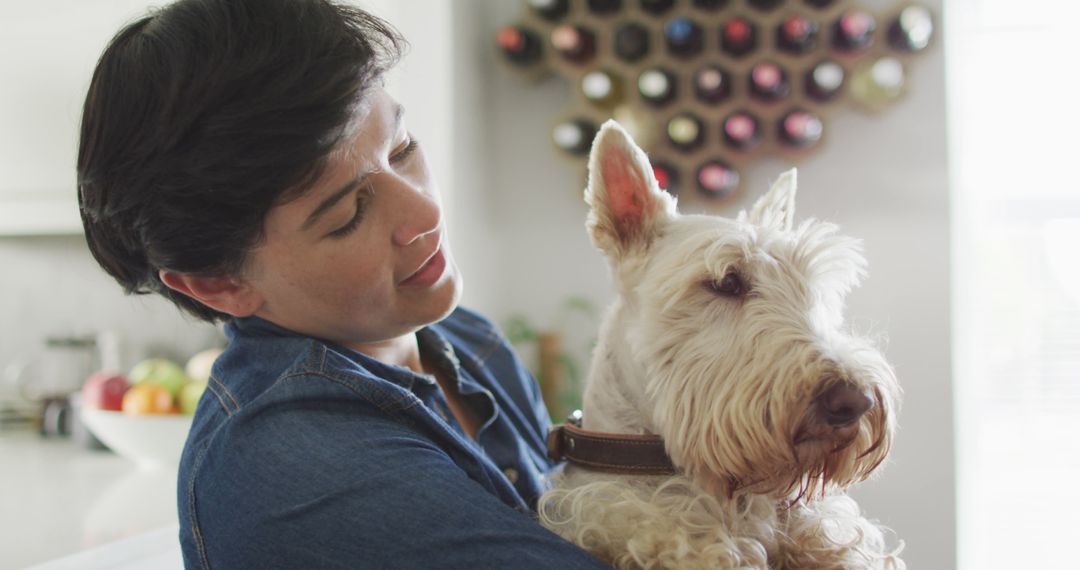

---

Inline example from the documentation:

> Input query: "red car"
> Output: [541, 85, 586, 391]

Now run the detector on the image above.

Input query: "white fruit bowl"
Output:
[81, 408, 193, 470]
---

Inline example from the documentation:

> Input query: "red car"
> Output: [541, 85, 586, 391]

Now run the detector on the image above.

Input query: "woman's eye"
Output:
[391, 137, 419, 164]
[328, 188, 372, 238]
[706, 271, 748, 297]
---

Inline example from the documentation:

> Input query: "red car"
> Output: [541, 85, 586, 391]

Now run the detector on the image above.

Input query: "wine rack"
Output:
[496, 0, 935, 206]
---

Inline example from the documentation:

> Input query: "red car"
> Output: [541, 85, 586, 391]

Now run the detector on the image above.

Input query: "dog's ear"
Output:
[585, 120, 676, 255]
[743, 169, 797, 231]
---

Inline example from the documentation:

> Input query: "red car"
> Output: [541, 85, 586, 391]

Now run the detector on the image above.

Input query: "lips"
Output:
[399, 240, 447, 288]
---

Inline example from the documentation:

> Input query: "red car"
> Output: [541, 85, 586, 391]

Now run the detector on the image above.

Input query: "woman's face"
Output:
[240, 88, 462, 349]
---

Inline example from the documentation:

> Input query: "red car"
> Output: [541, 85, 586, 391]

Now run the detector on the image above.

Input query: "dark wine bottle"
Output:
[749, 62, 790, 101]
[693, 0, 729, 10]
[693, 65, 730, 104]
[552, 119, 598, 155]
[527, 0, 570, 22]
[641, 0, 676, 15]
[551, 25, 597, 64]
[651, 160, 679, 196]
[696, 160, 740, 198]
[664, 18, 704, 58]
[804, 0, 835, 8]
[497, 26, 542, 66]
[581, 70, 624, 108]
[720, 17, 757, 57]
[832, 10, 876, 52]
[722, 111, 760, 150]
[778, 109, 824, 147]
[637, 68, 677, 106]
[666, 113, 705, 151]
[587, 0, 622, 15]
[777, 15, 819, 54]
[614, 22, 650, 62]
[748, 0, 782, 11]
[805, 60, 845, 101]
[888, 6, 933, 52]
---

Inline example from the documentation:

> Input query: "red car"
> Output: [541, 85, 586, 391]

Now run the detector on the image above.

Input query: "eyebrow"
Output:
[301, 104, 405, 232]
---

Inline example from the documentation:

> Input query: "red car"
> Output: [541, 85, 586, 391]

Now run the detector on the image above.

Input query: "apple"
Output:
[185, 348, 223, 384]
[129, 358, 190, 398]
[122, 383, 176, 415]
[81, 372, 130, 411]
[178, 381, 207, 415]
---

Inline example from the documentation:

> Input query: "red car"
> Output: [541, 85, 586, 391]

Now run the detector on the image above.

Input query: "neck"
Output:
[346, 333, 423, 373]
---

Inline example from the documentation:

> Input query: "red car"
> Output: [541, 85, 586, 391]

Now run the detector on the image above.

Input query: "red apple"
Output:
[81, 372, 131, 411]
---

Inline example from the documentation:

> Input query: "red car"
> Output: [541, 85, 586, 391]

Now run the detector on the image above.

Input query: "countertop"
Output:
[0, 430, 181, 569]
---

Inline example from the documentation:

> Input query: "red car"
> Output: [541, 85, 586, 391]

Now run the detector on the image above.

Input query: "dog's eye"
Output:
[706, 272, 747, 297]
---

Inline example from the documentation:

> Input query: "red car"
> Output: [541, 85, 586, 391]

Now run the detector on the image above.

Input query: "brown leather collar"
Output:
[546, 412, 678, 476]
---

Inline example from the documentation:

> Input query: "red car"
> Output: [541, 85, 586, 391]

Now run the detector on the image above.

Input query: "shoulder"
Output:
[433, 306, 512, 364]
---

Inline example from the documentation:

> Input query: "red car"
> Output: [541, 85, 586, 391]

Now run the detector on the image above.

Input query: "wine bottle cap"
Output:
[697, 162, 739, 196]
[553, 122, 588, 150]
[497, 27, 527, 52]
[839, 11, 876, 42]
[724, 18, 752, 43]
[782, 111, 823, 144]
[898, 6, 933, 50]
[638, 69, 672, 99]
[582, 71, 613, 100]
[696, 68, 724, 91]
[668, 115, 701, 144]
[871, 57, 904, 89]
[812, 61, 845, 92]
[752, 63, 783, 90]
[724, 113, 757, 142]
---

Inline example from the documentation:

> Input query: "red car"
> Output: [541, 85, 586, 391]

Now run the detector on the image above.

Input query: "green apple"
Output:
[178, 381, 207, 415]
[185, 348, 223, 384]
[129, 358, 190, 398]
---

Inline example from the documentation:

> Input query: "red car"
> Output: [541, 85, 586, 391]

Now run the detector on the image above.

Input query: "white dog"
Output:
[540, 121, 904, 569]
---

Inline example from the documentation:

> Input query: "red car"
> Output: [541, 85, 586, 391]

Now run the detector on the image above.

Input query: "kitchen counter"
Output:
[0, 430, 181, 569]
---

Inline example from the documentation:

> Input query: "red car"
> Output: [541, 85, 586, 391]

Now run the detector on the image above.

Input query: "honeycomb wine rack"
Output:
[496, 0, 935, 207]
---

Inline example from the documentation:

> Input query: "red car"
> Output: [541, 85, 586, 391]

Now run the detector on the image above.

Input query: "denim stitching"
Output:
[208, 375, 240, 413]
[187, 441, 213, 570]
[274, 371, 418, 413]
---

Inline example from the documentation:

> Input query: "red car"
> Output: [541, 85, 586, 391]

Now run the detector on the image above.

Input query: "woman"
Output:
[77, 0, 607, 567]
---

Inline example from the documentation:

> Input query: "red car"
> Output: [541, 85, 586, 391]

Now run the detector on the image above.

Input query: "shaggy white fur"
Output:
[539, 121, 904, 569]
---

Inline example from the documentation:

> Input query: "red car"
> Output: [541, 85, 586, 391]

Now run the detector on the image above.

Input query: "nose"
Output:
[815, 383, 874, 427]
[391, 179, 442, 246]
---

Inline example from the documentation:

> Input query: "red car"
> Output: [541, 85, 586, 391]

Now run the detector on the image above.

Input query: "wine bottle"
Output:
[552, 119, 598, 155]
[527, 0, 569, 22]
[581, 70, 624, 108]
[614, 22, 650, 62]
[749, 61, 790, 101]
[693, 65, 730, 104]
[888, 5, 933, 52]
[696, 160, 740, 198]
[804, 0, 835, 8]
[641, 0, 676, 15]
[666, 113, 705, 151]
[692, 0, 729, 10]
[722, 111, 760, 150]
[805, 60, 845, 101]
[551, 25, 597, 64]
[637, 68, 677, 106]
[778, 109, 823, 147]
[777, 15, 819, 54]
[720, 17, 757, 57]
[587, 0, 622, 15]
[832, 10, 876, 52]
[664, 18, 704, 58]
[748, 0, 782, 11]
[651, 160, 679, 196]
[497, 26, 542, 66]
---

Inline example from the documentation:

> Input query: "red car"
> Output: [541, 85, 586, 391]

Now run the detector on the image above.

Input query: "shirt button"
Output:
[502, 467, 519, 484]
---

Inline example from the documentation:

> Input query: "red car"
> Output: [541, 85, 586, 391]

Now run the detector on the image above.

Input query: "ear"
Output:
[159, 270, 264, 318]
[742, 168, 797, 231]
[584, 120, 677, 255]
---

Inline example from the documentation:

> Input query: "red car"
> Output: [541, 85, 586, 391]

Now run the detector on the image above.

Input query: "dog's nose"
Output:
[815, 384, 874, 427]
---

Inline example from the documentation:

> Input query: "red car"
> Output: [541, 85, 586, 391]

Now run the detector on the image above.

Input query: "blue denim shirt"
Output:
[177, 307, 606, 569]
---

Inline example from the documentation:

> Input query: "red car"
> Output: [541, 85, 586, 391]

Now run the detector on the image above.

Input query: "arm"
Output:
[188, 396, 609, 569]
